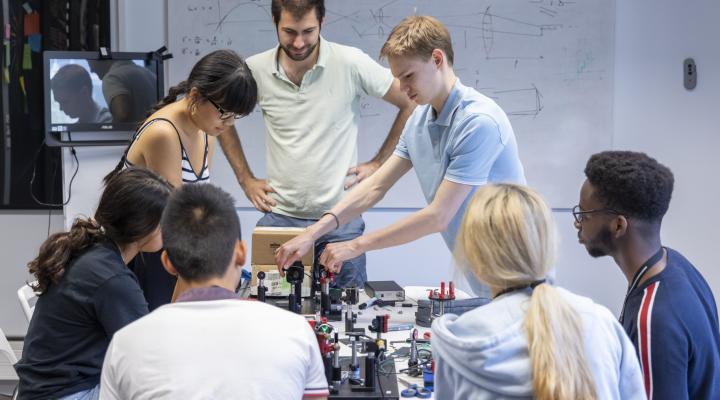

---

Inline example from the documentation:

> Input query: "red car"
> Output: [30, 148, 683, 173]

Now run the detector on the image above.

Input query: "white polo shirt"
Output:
[247, 37, 394, 219]
[100, 298, 329, 400]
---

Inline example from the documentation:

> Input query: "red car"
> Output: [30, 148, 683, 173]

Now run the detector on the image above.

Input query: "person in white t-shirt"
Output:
[99, 183, 328, 400]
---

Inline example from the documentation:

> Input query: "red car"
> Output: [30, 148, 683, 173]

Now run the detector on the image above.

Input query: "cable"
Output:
[29, 139, 79, 207]
[378, 356, 433, 376]
[376, 350, 385, 399]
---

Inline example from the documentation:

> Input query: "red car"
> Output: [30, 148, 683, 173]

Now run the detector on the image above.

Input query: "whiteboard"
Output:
[167, 0, 614, 208]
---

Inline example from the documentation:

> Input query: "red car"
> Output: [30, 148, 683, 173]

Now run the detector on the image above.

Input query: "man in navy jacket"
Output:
[575, 150, 720, 399]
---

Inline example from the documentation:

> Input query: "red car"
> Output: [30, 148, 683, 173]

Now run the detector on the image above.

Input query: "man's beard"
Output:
[280, 40, 318, 61]
[585, 227, 614, 258]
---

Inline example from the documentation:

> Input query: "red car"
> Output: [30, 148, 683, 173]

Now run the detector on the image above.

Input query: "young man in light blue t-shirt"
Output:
[276, 16, 526, 297]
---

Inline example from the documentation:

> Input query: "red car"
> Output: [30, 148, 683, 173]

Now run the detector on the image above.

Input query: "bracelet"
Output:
[321, 212, 340, 230]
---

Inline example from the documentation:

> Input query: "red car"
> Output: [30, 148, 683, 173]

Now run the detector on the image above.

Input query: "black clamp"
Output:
[256, 271, 267, 303]
[151, 46, 173, 61]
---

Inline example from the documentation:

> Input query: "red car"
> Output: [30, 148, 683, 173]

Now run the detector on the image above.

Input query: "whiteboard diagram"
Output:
[167, 0, 614, 208]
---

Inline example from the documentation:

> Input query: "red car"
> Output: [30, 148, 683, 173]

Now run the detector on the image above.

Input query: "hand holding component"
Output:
[275, 230, 314, 274]
[320, 239, 363, 273]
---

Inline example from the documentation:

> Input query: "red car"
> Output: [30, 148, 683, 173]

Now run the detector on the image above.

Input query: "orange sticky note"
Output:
[23, 12, 39, 36]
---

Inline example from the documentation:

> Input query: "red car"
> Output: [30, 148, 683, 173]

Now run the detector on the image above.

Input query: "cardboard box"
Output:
[251, 227, 314, 265]
[250, 227, 314, 297]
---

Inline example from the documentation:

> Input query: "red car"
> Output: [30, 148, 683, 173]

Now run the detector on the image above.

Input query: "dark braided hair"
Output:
[585, 151, 674, 223]
[104, 49, 257, 184]
[28, 168, 172, 294]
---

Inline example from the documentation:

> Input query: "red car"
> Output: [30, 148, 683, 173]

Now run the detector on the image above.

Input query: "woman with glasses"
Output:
[106, 49, 257, 187]
[431, 183, 645, 400]
[104, 49, 257, 309]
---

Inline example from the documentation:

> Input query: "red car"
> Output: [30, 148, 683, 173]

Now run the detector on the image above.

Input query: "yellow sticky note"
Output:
[22, 43, 31, 69]
[19, 76, 26, 96]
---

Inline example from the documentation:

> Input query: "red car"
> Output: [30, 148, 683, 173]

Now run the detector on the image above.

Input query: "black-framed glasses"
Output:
[572, 205, 621, 224]
[207, 98, 241, 121]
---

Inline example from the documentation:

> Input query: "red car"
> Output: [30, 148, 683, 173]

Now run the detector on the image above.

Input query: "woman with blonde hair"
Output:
[431, 184, 644, 399]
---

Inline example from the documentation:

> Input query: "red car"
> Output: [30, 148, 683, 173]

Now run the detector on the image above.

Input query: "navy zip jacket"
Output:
[621, 248, 720, 400]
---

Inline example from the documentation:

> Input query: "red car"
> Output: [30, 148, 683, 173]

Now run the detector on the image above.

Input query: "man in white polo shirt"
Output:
[276, 16, 526, 298]
[100, 184, 328, 400]
[217, 0, 415, 288]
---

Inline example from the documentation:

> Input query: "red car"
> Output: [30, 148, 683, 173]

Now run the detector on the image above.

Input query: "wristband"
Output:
[321, 211, 340, 230]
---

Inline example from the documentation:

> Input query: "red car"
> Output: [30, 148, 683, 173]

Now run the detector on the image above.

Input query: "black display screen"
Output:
[43, 51, 164, 146]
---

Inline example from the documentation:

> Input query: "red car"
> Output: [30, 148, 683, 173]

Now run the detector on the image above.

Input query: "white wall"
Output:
[0, 212, 64, 337]
[613, 0, 720, 306]
[3, 0, 720, 337]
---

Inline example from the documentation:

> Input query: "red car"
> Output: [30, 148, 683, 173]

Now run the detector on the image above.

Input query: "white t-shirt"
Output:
[100, 299, 328, 400]
[247, 37, 394, 219]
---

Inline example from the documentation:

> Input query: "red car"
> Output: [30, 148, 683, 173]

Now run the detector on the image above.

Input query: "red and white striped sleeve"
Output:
[637, 281, 660, 399]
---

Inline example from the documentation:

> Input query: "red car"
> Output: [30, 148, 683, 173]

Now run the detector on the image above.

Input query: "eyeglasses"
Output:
[207, 98, 241, 121]
[571, 205, 621, 224]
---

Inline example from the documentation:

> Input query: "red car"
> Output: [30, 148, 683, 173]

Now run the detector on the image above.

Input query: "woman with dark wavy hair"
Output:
[104, 49, 257, 309]
[15, 168, 172, 400]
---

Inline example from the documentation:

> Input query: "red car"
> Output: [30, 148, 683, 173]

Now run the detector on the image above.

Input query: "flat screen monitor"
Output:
[43, 51, 164, 146]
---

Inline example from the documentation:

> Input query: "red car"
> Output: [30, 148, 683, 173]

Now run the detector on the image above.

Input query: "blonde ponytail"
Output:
[526, 284, 597, 400]
[456, 184, 597, 399]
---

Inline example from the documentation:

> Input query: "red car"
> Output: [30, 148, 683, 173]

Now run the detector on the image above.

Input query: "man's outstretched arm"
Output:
[319, 179, 473, 271]
[276, 155, 412, 270]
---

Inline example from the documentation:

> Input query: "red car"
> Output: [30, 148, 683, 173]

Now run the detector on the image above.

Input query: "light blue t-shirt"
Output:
[394, 79, 525, 295]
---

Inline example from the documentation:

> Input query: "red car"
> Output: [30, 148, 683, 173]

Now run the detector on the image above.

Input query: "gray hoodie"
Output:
[431, 287, 645, 399]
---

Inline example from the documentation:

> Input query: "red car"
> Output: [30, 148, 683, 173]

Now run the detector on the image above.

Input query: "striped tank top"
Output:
[125, 118, 210, 184]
